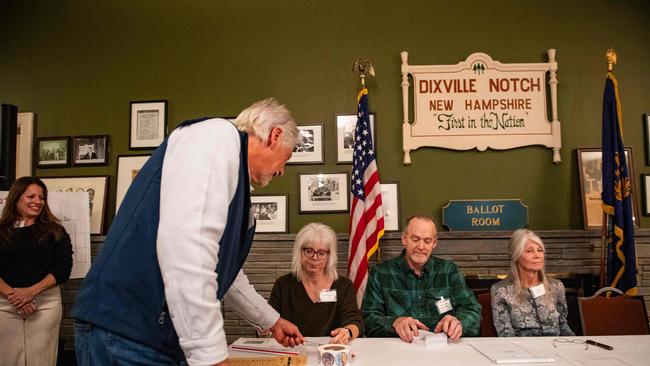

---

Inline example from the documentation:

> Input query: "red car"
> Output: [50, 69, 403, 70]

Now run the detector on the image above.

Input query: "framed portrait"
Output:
[40, 176, 109, 234]
[299, 173, 349, 213]
[643, 113, 650, 165]
[380, 182, 401, 232]
[336, 113, 375, 163]
[115, 155, 150, 213]
[643, 174, 650, 216]
[35, 136, 70, 168]
[251, 194, 288, 233]
[287, 124, 324, 164]
[73, 135, 109, 166]
[17, 112, 35, 177]
[576, 147, 640, 229]
[129, 100, 167, 149]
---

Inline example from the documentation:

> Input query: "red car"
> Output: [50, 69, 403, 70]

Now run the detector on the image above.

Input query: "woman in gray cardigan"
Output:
[490, 229, 574, 336]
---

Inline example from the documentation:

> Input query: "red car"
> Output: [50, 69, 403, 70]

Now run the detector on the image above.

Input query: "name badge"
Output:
[529, 283, 546, 298]
[319, 289, 337, 302]
[435, 297, 453, 314]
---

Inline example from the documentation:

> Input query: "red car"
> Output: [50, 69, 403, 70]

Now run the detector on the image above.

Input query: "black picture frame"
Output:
[642, 174, 650, 216]
[251, 194, 289, 233]
[129, 100, 168, 149]
[299, 172, 350, 213]
[287, 124, 325, 165]
[335, 113, 376, 164]
[35, 136, 70, 168]
[72, 135, 109, 166]
[576, 147, 640, 229]
[380, 181, 401, 232]
[644, 114, 650, 166]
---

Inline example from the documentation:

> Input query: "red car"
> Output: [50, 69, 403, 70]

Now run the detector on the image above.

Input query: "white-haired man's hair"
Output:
[234, 98, 300, 149]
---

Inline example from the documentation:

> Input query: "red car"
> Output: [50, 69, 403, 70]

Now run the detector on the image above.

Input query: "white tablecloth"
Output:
[230, 335, 650, 365]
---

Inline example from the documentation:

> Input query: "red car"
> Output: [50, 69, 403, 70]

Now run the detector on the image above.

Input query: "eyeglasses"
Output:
[302, 247, 329, 259]
[553, 338, 587, 350]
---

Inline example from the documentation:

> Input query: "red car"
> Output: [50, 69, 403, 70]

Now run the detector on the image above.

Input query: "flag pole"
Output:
[351, 58, 379, 262]
[600, 47, 617, 288]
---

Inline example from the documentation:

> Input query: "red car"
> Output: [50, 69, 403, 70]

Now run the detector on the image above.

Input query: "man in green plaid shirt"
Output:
[362, 213, 481, 342]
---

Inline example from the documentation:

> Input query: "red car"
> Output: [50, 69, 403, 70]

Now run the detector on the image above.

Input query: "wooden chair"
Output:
[476, 292, 497, 337]
[578, 286, 650, 336]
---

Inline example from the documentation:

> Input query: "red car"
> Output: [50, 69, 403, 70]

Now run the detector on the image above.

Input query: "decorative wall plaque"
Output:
[401, 50, 561, 165]
[442, 199, 529, 231]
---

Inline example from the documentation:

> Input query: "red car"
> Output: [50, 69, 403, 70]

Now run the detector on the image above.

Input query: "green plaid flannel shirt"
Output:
[362, 251, 481, 337]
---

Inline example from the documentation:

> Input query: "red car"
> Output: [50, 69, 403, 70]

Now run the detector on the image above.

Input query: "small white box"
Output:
[414, 331, 448, 349]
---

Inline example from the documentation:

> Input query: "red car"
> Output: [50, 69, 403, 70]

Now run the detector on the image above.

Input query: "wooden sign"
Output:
[401, 50, 561, 164]
[442, 199, 529, 231]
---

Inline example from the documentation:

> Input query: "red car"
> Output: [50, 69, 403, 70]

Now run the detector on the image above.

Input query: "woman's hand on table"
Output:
[330, 327, 352, 344]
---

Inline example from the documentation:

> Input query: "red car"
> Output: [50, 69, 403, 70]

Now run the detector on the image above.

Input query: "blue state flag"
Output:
[601, 72, 637, 295]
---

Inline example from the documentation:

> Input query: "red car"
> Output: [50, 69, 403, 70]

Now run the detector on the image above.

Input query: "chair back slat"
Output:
[578, 288, 650, 336]
[477, 292, 497, 337]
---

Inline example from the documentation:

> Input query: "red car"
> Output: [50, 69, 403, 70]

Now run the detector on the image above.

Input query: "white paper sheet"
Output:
[470, 341, 555, 364]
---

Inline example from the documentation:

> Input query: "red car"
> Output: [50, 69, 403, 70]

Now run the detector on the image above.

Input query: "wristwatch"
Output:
[345, 327, 353, 339]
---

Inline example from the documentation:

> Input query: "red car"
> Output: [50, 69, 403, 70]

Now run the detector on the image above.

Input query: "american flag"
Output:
[347, 87, 384, 306]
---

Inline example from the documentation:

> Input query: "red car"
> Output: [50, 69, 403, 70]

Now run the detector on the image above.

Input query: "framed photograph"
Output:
[380, 182, 401, 232]
[73, 135, 109, 166]
[251, 194, 288, 233]
[576, 147, 640, 229]
[129, 100, 167, 149]
[35, 136, 70, 168]
[17, 112, 35, 177]
[40, 176, 109, 234]
[287, 124, 324, 164]
[115, 155, 151, 213]
[643, 113, 650, 165]
[642, 174, 650, 216]
[299, 173, 349, 213]
[336, 113, 375, 163]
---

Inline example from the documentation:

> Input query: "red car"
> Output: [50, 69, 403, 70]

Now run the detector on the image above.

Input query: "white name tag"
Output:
[435, 297, 453, 314]
[529, 283, 546, 298]
[319, 289, 337, 302]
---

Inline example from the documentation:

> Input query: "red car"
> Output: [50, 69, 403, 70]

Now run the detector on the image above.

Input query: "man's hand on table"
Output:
[434, 314, 462, 341]
[270, 317, 304, 347]
[392, 316, 430, 343]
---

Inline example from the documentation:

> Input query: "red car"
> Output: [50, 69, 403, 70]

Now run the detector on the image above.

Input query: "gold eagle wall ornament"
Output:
[352, 58, 375, 86]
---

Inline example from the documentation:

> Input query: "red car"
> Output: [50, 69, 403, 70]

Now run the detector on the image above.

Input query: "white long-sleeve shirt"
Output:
[156, 119, 279, 365]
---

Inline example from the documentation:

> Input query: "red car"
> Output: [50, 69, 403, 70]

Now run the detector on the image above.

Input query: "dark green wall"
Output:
[1, 0, 649, 233]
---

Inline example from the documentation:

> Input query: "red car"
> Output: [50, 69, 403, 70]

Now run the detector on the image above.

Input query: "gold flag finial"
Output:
[352, 58, 375, 87]
[606, 48, 617, 72]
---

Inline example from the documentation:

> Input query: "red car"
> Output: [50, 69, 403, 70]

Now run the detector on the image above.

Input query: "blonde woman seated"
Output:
[490, 229, 574, 337]
[269, 223, 363, 344]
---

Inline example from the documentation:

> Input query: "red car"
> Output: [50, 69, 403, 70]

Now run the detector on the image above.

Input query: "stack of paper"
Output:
[230, 338, 300, 356]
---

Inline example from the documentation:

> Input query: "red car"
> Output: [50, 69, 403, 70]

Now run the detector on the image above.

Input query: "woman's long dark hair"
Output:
[0, 177, 65, 243]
